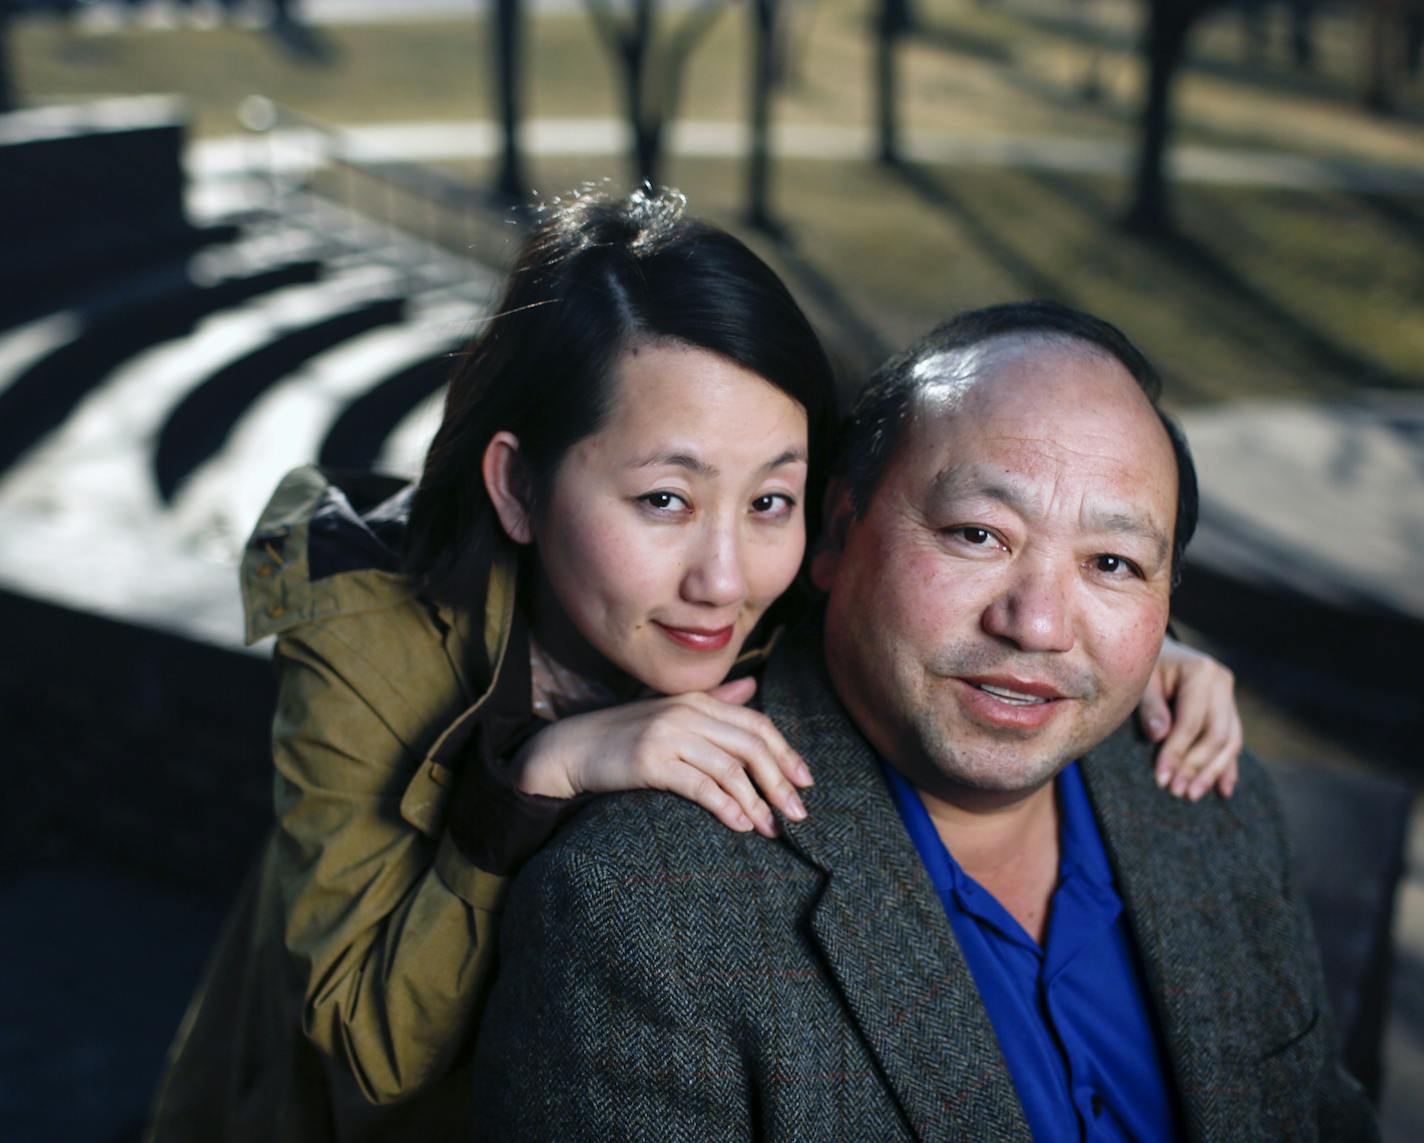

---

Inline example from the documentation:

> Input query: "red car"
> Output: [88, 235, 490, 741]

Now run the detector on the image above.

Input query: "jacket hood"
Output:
[241, 466, 417, 643]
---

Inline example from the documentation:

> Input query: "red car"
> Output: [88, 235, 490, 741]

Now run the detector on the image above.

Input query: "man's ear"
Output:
[810, 478, 854, 591]
[482, 431, 536, 545]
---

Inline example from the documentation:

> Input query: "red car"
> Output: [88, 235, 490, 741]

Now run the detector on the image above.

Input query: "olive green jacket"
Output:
[146, 467, 523, 1141]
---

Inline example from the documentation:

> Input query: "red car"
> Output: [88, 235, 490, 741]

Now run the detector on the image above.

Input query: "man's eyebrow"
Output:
[1084, 509, 1171, 564]
[631, 447, 807, 478]
[930, 465, 1171, 562]
[928, 465, 1028, 512]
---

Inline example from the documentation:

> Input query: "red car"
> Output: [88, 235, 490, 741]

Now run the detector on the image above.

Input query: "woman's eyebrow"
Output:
[630, 447, 807, 477]
[631, 452, 717, 476]
[760, 448, 808, 473]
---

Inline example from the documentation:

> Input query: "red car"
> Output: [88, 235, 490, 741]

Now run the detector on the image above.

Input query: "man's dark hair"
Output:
[836, 300, 1198, 588]
[406, 187, 837, 606]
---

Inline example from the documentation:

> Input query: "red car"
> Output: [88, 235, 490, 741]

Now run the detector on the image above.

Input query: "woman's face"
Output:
[529, 340, 809, 695]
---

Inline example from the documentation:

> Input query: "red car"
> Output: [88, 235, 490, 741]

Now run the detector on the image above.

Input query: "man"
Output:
[471, 302, 1377, 1140]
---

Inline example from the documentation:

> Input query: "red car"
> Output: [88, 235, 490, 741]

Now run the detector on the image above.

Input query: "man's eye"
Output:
[942, 526, 1003, 552]
[1091, 554, 1141, 578]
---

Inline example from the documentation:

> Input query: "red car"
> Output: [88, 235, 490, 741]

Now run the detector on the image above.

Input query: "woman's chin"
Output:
[632, 652, 739, 697]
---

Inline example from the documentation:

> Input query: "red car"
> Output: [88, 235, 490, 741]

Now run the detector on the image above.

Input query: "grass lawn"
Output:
[13, 0, 1421, 410]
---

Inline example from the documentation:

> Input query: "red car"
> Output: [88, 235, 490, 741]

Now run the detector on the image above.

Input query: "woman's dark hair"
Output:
[406, 187, 837, 605]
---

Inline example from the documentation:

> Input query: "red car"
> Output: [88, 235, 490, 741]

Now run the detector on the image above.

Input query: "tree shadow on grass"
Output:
[902, 19, 1015, 65]
[758, 228, 892, 391]
[1006, 3, 1412, 114]
[884, 159, 1069, 303]
[1344, 190, 1424, 249]
[1021, 167, 1418, 395]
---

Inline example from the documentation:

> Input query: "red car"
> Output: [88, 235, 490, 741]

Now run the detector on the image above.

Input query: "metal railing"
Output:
[237, 95, 504, 291]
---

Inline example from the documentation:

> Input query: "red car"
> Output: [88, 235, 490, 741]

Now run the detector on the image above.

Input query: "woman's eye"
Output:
[751, 493, 795, 517]
[637, 491, 690, 513]
[1090, 554, 1141, 578]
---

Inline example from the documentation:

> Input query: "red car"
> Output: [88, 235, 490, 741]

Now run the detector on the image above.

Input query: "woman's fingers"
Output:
[673, 733, 784, 837]
[691, 690, 814, 788]
[1185, 714, 1244, 801]
[649, 760, 757, 833]
[628, 699, 809, 837]
[706, 676, 758, 707]
[678, 712, 808, 833]
[1160, 673, 1241, 800]
[540, 689, 816, 836]
[1136, 678, 1173, 744]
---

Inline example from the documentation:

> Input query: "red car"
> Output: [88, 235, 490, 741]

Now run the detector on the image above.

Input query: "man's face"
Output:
[815, 336, 1178, 807]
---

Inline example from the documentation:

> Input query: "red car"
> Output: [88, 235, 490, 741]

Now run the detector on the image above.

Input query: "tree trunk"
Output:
[1127, 0, 1199, 236]
[0, 0, 15, 114]
[493, 0, 527, 202]
[626, 0, 657, 184]
[746, 0, 775, 230]
[876, 0, 909, 164]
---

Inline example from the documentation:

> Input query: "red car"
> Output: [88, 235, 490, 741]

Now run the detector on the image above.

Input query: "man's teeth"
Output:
[975, 683, 1050, 705]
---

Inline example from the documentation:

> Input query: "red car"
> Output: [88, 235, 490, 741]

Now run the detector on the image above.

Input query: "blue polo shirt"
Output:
[880, 761, 1181, 1142]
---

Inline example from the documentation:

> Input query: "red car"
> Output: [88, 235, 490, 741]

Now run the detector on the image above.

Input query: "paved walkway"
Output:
[190, 116, 1424, 196]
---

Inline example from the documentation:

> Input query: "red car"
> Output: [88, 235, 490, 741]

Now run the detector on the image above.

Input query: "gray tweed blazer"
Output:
[471, 631, 1377, 1141]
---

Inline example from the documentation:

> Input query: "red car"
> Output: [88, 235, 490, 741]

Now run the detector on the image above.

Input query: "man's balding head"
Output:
[834, 301, 1197, 588]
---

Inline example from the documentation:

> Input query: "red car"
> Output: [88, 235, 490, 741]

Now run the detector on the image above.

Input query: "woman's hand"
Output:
[510, 677, 812, 837]
[1138, 636, 1244, 800]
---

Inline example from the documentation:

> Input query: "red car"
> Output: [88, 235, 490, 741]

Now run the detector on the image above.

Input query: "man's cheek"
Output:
[1092, 610, 1168, 700]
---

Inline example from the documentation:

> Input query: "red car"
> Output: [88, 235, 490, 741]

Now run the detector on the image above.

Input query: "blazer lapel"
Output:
[763, 639, 1028, 1142]
[1080, 725, 1265, 1140]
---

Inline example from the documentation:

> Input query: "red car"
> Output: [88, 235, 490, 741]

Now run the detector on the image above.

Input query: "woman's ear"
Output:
[482, 431, 535, 545]
[810, 479, 853, 591]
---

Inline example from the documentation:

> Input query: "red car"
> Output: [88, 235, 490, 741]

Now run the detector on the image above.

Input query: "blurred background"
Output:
[1, 0, 1420, 1138]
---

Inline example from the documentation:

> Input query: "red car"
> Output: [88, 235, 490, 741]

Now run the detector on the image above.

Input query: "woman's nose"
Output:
[979, 559, 1076, 654]
[680, 523, 748, 608]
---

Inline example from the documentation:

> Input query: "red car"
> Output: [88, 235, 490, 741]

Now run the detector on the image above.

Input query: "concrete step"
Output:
[0, 230, 328, 474]
[151, 283, 409, 500]
[170, 299, 474, 562]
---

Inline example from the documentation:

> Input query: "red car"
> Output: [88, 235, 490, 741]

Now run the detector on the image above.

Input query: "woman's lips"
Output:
[654, 622, 734, 652]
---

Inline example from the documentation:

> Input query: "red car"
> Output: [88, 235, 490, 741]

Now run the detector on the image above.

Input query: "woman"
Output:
[147, 188, 1240, 1141]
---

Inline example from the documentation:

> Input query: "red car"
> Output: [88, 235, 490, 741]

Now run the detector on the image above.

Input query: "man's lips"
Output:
[960, 675, 1067, 703]
[954, 674, 1070, 730]
[653, 622, 734, 652]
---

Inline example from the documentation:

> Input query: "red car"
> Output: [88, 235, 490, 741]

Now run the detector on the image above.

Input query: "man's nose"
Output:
[980, 558, 1076, 653]
[680, 521, 748, 608]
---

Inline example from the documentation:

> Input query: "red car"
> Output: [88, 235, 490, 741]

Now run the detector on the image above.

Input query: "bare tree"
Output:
[493, 0, 527, 202]
[746, 0, 776, 230]
[583, 0, 725, 186]
[1126, 0, 1224, 235]
[875, 0, 912, 164]
[0, 1, 15, 115]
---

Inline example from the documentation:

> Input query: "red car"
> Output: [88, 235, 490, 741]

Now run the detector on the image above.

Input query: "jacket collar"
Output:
[761, 630, 1029, 1140]
[1077, 724, 1289, 1140]
[760, 624, 1279, 1141]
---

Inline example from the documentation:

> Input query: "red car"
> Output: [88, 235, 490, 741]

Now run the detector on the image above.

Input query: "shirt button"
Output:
[1090, 1093, 1103, 1117]
[268, 604, 285, 618]
[256, 563, 273, 577]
